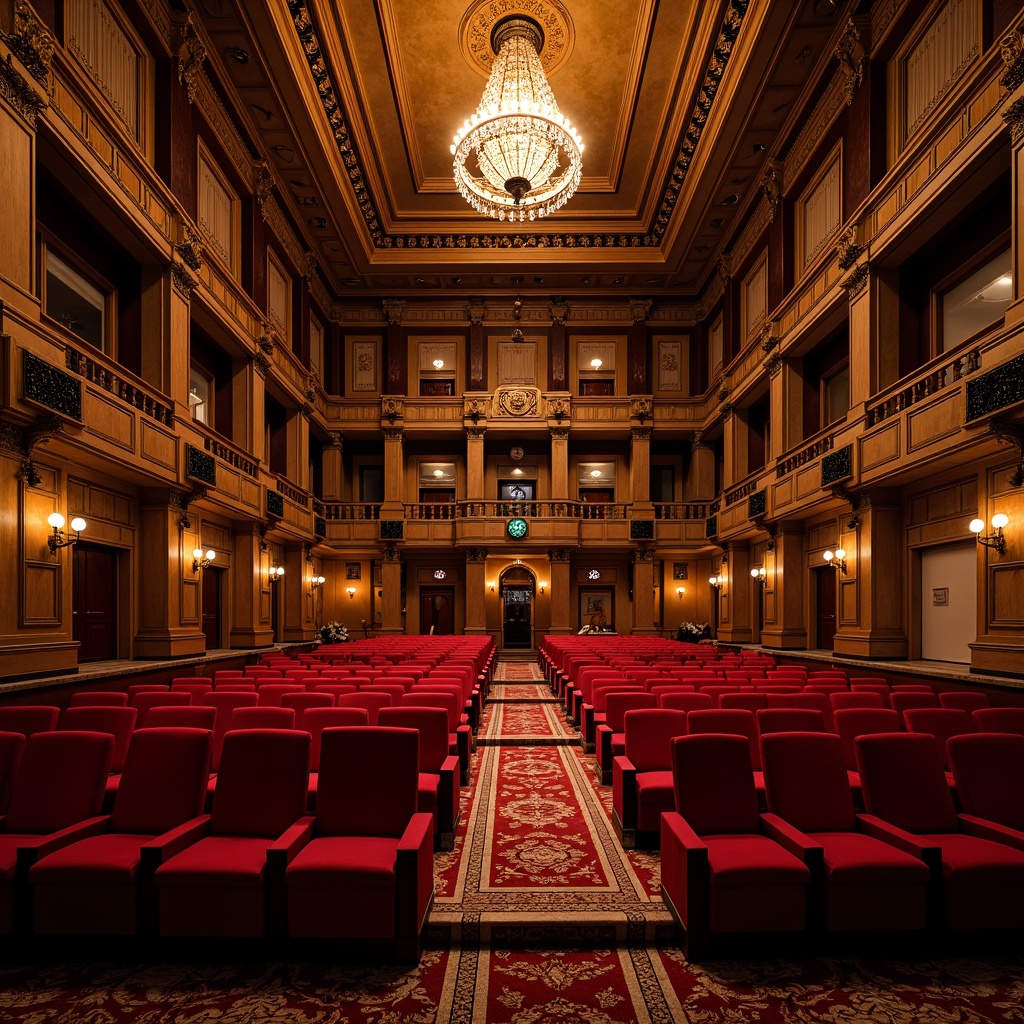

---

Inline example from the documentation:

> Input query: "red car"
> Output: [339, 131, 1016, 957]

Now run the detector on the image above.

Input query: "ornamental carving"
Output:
[548, 397, 570, 421]
[170, 261, 198, 300]
[467, 298, 486, 325]
[548, 548, 572, 563]
[465, 397, 489, 422]
[382, 298, 405, 325]
[253, 161, 273, 221]
[634, 544, 655, 563]
[631, 397, 653, 422]
[0, 51, 44, 126]
[174, 224, 204, 271]
[834, 18, 865, 106]
[1004, 97, 1024, 144]
[303, 251, 318, 279]
[495, 387, 538, 417]
[841, 261, 870, 297]
[176, 14, 206, 105]
[257, 326, 274, 355]
[382, 397, 403, 422]
[760, 324, 779, 353]
[761, 161, 782, 215]
[4, 0, 54, 84]
[378, 544, 402, 562]
[1000, 26, 1024, 91]
[690, 430, 710, 452]
[465, 548, 488, 563]
[326, 432, 343, 451]
[836, 224, 863, 271]
[629, 298, 652, 324]
[549, 426, 569, 441]
[251, 353, 271, 379]
[548, 299, 569, 325]
[763, 352, 784, 376]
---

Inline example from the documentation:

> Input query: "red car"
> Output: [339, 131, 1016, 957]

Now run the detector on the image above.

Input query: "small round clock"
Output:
[507, 517, 528, 540]
[510, 445, 524, 461]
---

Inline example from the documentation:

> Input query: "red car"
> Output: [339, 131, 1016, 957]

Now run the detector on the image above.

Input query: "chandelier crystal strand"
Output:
[452, 16, 583, 221]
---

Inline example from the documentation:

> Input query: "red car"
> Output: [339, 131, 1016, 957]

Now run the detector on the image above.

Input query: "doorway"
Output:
[420, 587, 454, 635]
[72, 542, 117, 662]
[503, 588, 532, 648]
[815, 566, 836, 650]
[202, 568, 222, 651]
[921, 541, 976, 663]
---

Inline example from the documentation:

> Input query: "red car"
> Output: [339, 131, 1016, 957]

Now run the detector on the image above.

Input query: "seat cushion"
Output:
[155, 836, 270, 887]
[811, 831, 930, 883]
[286, 836, 399, 887]
[920, 833, 1024, 882]
[30, 834, 152, 883]
[635, 770, 674, 805]
[706, 834, 810, 887]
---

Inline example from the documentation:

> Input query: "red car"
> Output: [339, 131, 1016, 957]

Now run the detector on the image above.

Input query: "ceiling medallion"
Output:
[459, 0, 575, 78]
[452, 11, 583, 221]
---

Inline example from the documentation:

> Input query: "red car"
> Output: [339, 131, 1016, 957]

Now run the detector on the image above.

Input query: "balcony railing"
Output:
[455, 500, 629, 520]
[654, 502, 716, 520]
[320, 502, 381, 520]
[865, 346, 981, 427]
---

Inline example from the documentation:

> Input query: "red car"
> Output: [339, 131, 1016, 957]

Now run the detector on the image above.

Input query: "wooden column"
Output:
[383, 299, 407, 393]
[468, 298, 487, 390]
[627, 299, 651, 393]
[548, 548, 572, 633]
[631, 550, 656, 634]
[466, 427, 486, 500]
[684, 433, 715, 502]
[759, 523, 808, 649]
[464, 548, 488, 636]
[1002, 79, 1024, 327]
[380, 549, 404, 634]
[716, 542, 753, 644]
[322, 433, 344, 501]
[229, 524, 273, 649]
[548, 301, 568, 390]
[281, 544, 316, 642]
[550, 426, 569, 500]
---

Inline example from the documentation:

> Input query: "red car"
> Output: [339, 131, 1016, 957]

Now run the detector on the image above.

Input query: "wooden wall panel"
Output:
[0, 113, 33, 293]
[991, 565, 1024, 626]
[140, 422, 177, 471]
[861, 423, 900, 472]
[23, 562, 60, 624]
[907, 391, 961, 451]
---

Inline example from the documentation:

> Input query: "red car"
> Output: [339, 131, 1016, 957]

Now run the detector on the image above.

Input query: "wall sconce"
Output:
[346, 586, 356, 599]
[676, 586, 686, 598]
[539, 582, 546, 594]
[269, 564, 284, 584]
[970, 513, 1008, 554]
[708, 574, 724, 590]
[488, 581, 496, 592]
[823, 548, 846, 575]
[310, 574, 326, 592]
[192, 547, 215, 572]
[590, 357, 603, 370]
[47, 513, 86, 554]
[750, 566, 767, 586]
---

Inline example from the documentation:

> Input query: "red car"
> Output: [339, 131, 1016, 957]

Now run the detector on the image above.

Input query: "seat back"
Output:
[358, 683, 407, 707]
[256, 683, 306, 707]
[199, 692, 259, 770]
[0, 706, 60, 737]
[58, 706, 137, 771]
[69, 691, 129, 707]
[903, 707, 975, 766]
[170, 678, 213, 699]
[0, 731, 25, 815]
[5, 731, 113, 834]
[719, 692, 768, 713]
[302, 707, 370, 771]
[228, 706, 296, 731]
[334, 692, 391, 725]
[622, 709, 689, 773]
[211, 729, 309, 837]
[833, 707, 900, 770]
[937, 691, 991, 712]
[312, 684, 358, 698]
[280, 692, 334, 716]
[657, 692, 714, 712]
[686, 709, 760, 769]
[671, 733, 760, 836]
[755, 708, 826, 736]
[142, 705, 216, 730]
[760, 732, 857, 832]
[830, 691, 886, 712]
[948, 732, 1024, 830]
[110, 727, 212, 834]
[973, 707, 1024, 736]
[765, 692, 832, 729]
[400, 691, 459, 731]
[854, 732, 958, 833]
[604, 691, 658, 731]
[315, 726, 419, 837]
[379, 706, 451, 773]
[890, 691, 939, 724]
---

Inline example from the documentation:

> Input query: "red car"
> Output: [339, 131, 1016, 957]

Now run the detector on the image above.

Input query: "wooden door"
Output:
[503, 588, 533, 648]
[72, 542, 117, 662]
[816, 566, 836, 651]
[202, 568, 221, 650]
[420, 587, 454, 635]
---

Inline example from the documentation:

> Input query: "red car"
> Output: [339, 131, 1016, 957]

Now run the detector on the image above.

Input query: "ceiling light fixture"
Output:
[451, 15, 583, 221]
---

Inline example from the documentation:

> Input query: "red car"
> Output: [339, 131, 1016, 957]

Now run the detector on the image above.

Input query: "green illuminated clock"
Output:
[507, 517, 529, 540]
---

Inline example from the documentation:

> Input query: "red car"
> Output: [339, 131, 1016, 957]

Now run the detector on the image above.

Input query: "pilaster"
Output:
[229, 523, 274, 648]
[548, 547, 572, 633]
[716, 542, 753, 644]
[759, 523, 809, 649]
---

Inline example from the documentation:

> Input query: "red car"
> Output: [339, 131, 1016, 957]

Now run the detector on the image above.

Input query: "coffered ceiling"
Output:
[191, 0, 851, 298]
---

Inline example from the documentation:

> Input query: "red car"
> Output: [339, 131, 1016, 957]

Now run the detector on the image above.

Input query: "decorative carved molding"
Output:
[634, 544, 655, 563]
[760, 323, 779, 353]
[548, 397, 570, 423]
[830, 482, 861, 530]
[631, 425, 653, 443]
[549, 425, 569, 441]
[325, 432, 343, 451]
[174, 224, 204, 272]
[382, 397, 403, 423]
[548, 298, 569, 325]
[0, 47, 45, 126]
[629, 298, 652, 324]
[761, 160, 782, 215]
[834, 18, 865, 106]
[763, 352, 783, 376]
[170, 261, 198, 300]
[378, 544, 402, 562]
[465, 397, 489, 422]
[548, 548, 572, 562]
[172, 485, 208, 528]
[716, 254, 732, 284]
[631, 397, 653, 424]
[253, 160, 273, 221]
[841, 261, 870, 297]
[495, 387, 538, 417]
[1, 413, 62, 485]
[302, 251, 318, 279]
[465, 548, 488, 563]
[690, 430, 710, 452]
[251, 352, 270, 379]
[991, 421, 1024, 487]
[257, 326, 274, 355]
[382, 299, 406, 326]
[4, 0, 54, 84]
[1000, 25, 1024, 91]
[836, 224, 863, 271]
[176, 14, 206, 105]
[1003, 96, 1024, 144]
[718, 386, 730, 402]
[467, 298, 486, 325]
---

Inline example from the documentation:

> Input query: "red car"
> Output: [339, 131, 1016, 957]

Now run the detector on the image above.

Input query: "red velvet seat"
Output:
[170, 678, 214, 700]
[833, 707, 901, 808]
[756, 708, 827, 736]
[256, 684, 306, 707]
[213, 682, 257, 692]
[379, 706, 461, 849]
[766, 692, 833, 731]
[948, 732, 1024, 830]
[400, 691, 472, 785]
[126, 685, 168, 698]
[301, 707, 370, 811]
[58, 706, 137, 810]
[280, 692, 334, 717]
[903, 707, 975, 767]
[359, 683, 407, 707]
[0, 732, 25, 815]
[686, 708, 764, 806]
[660, 733, 811, 959]
[890, 691, 939, 725]
[155, 729, 310, 937]
[280, 726, 434, 961]
[69, 692, 129, 707]
[198, 692, 258, 770]
[335, 692, 391, 726]
[0, 706, 59, 738]
[132, 691, 193, 726]
[855, 732, 1024, 929]
[973, 707, 1024, 736]
[0, 731, 114, 933]
[312, 683, 358, 699]
[30, 727, 212, 935]
[760, 731, 929, 932]
[938, 691, 991, 713]
[595, 691, 658, 785]
[719, 692, 768, 713]
[143, 706, 216, 730]
[410, 683, 473, 730]
[612, 708, 688, 848]
[830, 691, 886, 712]
[656, 692, 714, 712]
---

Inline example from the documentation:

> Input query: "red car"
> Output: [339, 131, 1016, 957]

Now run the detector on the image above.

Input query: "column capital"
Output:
[465, 548, 488, 563]
[548, 547, 572, 563]
[548, 298, 569, 325]
[382, 298, 406, 325]
[628, 297, 652, 324]
[467, 297, 487, 325]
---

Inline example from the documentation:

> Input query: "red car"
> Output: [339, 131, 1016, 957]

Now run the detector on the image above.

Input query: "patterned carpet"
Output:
[3, 655, 1024, 1021]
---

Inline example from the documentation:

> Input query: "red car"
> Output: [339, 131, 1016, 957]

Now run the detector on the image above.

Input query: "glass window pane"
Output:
[46, 252, 104, 349]
[942, 250, 1012, 350]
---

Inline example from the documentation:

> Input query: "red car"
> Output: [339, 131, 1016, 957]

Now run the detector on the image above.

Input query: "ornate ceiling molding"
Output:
[286, 0, 751, 252]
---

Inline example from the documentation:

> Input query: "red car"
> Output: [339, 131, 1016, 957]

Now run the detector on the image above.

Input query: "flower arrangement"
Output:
[677, 621, 710, 644]
[319, 621, 349, 644]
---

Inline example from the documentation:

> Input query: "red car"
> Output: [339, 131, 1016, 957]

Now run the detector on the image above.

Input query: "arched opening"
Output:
[499, 561, 536, 649]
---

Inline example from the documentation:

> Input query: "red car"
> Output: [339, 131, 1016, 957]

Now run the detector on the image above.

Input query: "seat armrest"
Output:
[139, 814, 211, 870]
[761, 813, 824, 869]
[661, 810, 707, 852]
[856, 814, 940, 871]
[959, 814, 1024, 851]
[611, 755, 637, 830]
[17, 816, 110, 868]
[398, 811, 434, 855]
[267, 815, 317, 873]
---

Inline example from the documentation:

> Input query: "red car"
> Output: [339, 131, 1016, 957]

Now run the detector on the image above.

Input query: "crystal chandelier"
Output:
[451, 16, 583, 222]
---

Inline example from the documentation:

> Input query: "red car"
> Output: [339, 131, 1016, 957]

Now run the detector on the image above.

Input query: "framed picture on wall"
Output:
[345, 562, 361, 580]
[673, 562, 689, 580]
[580, 588, 614, 631]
